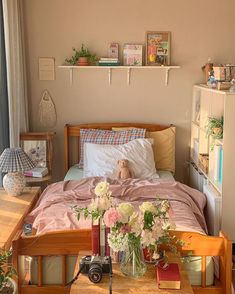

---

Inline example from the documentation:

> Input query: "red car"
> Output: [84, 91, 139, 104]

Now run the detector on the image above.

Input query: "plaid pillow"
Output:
[79, 128, 146, 168]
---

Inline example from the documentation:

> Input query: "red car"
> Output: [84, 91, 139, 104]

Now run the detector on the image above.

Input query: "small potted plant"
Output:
[65, 44, 97, 66]
[206, 116, 223, 150]
[0, 250, 17, 294]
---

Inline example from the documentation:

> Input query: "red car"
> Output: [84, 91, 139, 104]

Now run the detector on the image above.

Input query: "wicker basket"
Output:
[199, 154, 209, 174]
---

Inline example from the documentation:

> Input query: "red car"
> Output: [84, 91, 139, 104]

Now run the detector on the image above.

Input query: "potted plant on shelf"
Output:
[0, 250, 17, 294]
[206, 116, 223, 150]
[65, 44, 97, 66]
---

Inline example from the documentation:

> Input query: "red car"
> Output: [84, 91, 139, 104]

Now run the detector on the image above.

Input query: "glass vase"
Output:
[120, 238, 147, 278]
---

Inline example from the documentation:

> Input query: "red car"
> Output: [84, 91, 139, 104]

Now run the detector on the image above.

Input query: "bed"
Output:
[12, 123, 232, 294]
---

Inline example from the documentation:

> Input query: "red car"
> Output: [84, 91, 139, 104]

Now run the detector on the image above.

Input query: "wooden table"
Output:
[0, 187, 40, 250]
[70, 253, 193, 294]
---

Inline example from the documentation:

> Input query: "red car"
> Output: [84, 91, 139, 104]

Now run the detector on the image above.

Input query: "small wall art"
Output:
[123, 44, 143, 66]
[146, 31, 170, 66]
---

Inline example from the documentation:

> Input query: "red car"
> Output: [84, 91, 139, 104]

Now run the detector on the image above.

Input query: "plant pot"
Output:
[77, 57, 89, 66]
[213, 127, 222, 136]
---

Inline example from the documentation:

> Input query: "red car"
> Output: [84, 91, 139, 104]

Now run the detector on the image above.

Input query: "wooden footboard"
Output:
[12, 230, 232, 294]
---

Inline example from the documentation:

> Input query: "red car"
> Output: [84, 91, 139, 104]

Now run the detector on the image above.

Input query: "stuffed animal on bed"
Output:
[117, 159, 132, 180]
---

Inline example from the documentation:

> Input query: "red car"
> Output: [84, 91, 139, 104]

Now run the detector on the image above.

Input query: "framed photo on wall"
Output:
[146, 31, 170, 66]
[123, 44, 143, 66]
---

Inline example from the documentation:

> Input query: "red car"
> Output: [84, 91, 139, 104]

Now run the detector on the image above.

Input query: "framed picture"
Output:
[108, 43, 119, 59]
[22, 140, 47, 168]
[20, 132, 55, 175]
[123, 44, 143, 66]
[146, 31, 170, 66]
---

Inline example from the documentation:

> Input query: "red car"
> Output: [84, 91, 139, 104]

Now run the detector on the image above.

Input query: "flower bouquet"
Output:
[74, 181, 183, 278]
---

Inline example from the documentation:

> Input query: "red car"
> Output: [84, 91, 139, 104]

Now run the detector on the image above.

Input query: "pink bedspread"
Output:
[26, 177, 207, 235]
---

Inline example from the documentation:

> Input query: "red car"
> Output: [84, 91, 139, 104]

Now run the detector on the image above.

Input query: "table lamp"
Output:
[0, 147, 35, 196]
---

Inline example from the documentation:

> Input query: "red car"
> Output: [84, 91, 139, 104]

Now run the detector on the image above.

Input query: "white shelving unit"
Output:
[58, 65, 180, 86]
[190, 84, 235, 241]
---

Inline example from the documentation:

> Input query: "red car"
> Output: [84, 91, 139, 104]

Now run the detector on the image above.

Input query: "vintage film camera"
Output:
[80, 255, 112, 283]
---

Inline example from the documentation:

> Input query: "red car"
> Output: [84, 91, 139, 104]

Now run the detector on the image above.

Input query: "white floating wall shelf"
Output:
[58, 65, 181, 86]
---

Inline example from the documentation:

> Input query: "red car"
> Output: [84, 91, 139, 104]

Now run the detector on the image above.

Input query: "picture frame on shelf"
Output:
[146, 31, 170, 66]
[108, 43, 119, 59]
[123, 44, 143, 66]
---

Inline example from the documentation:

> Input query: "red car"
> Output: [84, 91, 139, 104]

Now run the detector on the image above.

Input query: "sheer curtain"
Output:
[0, 0, 9, 186]
[2, 0, 28, 147]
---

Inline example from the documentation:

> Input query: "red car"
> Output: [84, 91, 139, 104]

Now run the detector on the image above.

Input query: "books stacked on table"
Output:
[99, 57, 120, 66]
[24, 167, 48, 178]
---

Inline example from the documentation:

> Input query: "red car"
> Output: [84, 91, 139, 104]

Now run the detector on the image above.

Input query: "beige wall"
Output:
[22, 0, 235, 182]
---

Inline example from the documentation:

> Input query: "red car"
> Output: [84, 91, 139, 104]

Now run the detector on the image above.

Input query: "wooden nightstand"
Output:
[70, 253, 193, 294]
[0, 187, 40, 250]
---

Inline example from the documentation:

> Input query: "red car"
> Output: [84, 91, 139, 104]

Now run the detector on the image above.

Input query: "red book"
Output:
[105, 227, 110, 256]
[91, 224, 100, 255]
[156, 262, 181, 290]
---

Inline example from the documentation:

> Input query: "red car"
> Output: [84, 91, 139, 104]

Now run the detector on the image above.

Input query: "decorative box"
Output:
[123, 44, 143, 66]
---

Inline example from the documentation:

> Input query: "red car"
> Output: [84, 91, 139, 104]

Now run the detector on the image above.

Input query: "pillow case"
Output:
[79, 128, 146, 168]
[146, 126, 176, 174]
[83, 138, 159, 180]
[112, 126, 176, 174]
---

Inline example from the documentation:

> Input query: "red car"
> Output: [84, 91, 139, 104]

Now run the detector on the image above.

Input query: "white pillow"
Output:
[83, 138, 159, 179]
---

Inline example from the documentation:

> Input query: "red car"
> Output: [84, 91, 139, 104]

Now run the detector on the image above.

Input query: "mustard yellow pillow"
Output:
[146, 126, 175, 174]
[112, 126, 176, 174]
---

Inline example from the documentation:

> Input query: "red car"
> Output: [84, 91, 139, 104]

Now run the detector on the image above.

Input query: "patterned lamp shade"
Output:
[0, 147, 35, 173]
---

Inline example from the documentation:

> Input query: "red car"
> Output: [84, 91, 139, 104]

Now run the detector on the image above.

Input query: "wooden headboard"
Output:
[64, 123, 171, 174]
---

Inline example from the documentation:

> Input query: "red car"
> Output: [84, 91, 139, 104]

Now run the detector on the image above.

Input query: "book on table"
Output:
[24, 167, 48, 178]
[156, 262, 181, 290]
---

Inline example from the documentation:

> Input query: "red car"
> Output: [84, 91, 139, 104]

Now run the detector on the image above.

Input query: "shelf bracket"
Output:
[127, 68, 131, 85]
[165, 68, 170, 86]
[69, 68, 73, 85]
[108, 68, 112, 85]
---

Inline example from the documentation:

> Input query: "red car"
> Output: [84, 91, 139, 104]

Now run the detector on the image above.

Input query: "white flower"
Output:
[151, 221, 164, 240]
[97, 196, 112, 211]
[141, 230, 156, 247]
[108, 232, 128, 252]
[88, 198, 99, 212]
[152, 252, 160, 260]
[129, 212, 143, 237]
[139, 202, 156, 214]
[95, 181, 110, 197]
[162, 219, 176, 230]
[160, 200, 170, 213]
[117, 203, 134, 223]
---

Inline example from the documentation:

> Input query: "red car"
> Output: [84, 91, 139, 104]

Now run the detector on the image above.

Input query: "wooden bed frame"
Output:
[12, 123, 232, 293]
[12, 230, 232, 294]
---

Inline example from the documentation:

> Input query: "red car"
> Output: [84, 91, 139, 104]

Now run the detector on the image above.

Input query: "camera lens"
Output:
[88, 263, 102, 283]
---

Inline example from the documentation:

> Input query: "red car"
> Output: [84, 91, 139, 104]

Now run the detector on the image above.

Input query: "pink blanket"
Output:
[26, 177, 207, 235]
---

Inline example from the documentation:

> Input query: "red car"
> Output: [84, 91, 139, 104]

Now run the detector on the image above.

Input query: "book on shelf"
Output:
[100, 57, 119, 62]
[156, 262, 181, 290]
[99, 62, 120, 66]
[24, 167, 48, 178]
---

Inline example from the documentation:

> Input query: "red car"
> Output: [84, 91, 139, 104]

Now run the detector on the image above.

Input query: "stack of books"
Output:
[99, 58, 120, 66]
[24, 167, 48, 178]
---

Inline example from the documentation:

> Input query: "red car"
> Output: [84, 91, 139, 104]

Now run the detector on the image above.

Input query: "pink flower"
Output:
[103, 208, 121, 228]
[120, 225, 131, 234]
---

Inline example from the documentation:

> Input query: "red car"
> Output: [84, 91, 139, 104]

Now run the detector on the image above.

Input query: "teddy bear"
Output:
[117, 159, 133, 180]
